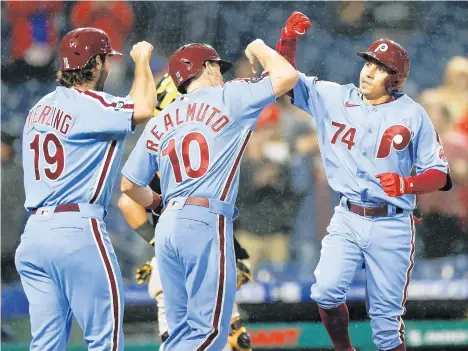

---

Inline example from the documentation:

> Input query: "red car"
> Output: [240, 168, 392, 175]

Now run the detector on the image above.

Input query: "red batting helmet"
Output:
[357, 39, 410, 92]
[59, 27, 121, 71]
[169, 43, 232, 93]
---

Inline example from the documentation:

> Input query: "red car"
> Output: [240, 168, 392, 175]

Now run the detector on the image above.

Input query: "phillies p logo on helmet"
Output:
[374, 43, 389, 52]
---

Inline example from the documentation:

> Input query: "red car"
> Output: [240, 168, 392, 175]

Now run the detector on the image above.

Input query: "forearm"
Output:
[129, 58, 157, 125]
[276, 36, 297, 69]
[253, 41, 296, 78]
[407, 169, 448, 194]
[377, 168, 449, 197]
[118, 194, 149, 229]
[126, 185, 156, 207]
[118, 194, 155, 245]
[248, 40, 298, 97]
[121, 176, 160, 209]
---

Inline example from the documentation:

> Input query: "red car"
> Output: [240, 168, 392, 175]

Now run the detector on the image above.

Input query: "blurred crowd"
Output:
[1, 1, 467, 283]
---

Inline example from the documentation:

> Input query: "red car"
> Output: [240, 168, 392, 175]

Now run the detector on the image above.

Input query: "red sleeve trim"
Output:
[83, 90, 134, 109]
[407, 169, 448, 194]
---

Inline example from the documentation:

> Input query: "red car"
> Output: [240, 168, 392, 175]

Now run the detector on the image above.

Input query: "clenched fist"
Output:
[130, 41, 153, 63]
[281, 11, 312, 40]
[244, 39, 265, 74]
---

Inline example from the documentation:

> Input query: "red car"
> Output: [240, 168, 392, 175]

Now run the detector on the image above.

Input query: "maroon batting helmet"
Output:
[59, 27, 121, 71]
[169, 43, 232, 93]
[357, 39, 410, 92]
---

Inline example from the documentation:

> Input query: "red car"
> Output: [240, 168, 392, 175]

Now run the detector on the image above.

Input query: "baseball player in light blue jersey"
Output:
[118, 74, 255, 351]
[15, 28, 156, 351]
[120, 39, 298, 350]
[276, 12, 452, 351]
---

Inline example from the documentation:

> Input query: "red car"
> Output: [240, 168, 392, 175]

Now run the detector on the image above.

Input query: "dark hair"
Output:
[56, 54, 106, 88]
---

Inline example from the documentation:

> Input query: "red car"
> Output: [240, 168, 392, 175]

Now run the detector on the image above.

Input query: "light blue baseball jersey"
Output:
[22, 87, 134, 211]
[122, 77, 275, 205]
[292, 72, 449, 210]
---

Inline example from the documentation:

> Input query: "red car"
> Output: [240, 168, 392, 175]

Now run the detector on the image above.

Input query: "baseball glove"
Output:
[236, 259, 254, 290]
[154, 73, 180, 115]
[135, 261, 153, 284]
[228, 316, 252, 351]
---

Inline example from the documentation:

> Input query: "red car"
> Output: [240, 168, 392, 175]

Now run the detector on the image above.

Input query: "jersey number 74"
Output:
[330, 121, 412, 158]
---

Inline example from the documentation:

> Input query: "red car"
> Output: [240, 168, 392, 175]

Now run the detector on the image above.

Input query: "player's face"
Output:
[359, 60, 391, 99]
[206, 62, 224, 86]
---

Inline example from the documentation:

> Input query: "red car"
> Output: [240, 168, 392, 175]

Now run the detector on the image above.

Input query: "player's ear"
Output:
[204, 61, 213, 76]
[95, 55, 103, 70]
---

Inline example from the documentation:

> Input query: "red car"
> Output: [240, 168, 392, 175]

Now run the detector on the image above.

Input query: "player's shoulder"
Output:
[388, 94, 429, 129]
[396, 94, 426, 115]
[224, 77, 264, 86]
[298, 71, 346, 92]
[222, 78, 245, 94]
[223, 76, 270, 94]
[74, 88, 132, 111]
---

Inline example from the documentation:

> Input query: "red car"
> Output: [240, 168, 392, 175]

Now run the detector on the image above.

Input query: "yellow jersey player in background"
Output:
[118, 74, 254, 351]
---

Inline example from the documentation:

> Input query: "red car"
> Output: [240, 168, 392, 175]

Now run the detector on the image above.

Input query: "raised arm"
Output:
[129, 41, 157, 125]
[275, 11, 311, 69]
[244, 39, 299, 98]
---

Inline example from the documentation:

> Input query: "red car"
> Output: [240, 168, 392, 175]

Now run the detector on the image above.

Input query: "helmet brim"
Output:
[108, 49, 122, 56]
[357, 51, 397, 73]
[218, 59, 233, 74]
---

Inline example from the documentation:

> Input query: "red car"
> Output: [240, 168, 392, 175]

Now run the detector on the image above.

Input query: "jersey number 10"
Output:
[162, 132, 210, 183]
[30, 133, 65, 181]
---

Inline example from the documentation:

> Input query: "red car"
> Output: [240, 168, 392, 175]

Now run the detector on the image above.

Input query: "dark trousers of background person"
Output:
[419, 212, 468, 258]
[1, 60, 56, 84]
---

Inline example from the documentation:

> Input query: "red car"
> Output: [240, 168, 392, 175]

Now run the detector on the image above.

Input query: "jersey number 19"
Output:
[30, 132, 65, 181]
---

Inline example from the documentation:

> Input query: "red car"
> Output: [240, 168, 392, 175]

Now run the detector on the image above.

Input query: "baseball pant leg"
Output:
[16, 234, 73, 351]
[364, 214, 415, 350]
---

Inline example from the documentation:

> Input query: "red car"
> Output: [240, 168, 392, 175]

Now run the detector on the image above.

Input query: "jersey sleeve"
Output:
[121, 123, 159, 187]
[222, 76, 276, 130]
[292, 72, 342, 122]
[412, 106, 449, 175]
[74, 90, 134, 137]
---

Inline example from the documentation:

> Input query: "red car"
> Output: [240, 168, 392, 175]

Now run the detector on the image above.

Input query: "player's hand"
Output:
[281, 12, 312, 40]
[245, 39, 265, 75]
[376, 172, 413, 197]
[135, 261, 153, 284]
[236, 259, 254, 290]
[130, 41, 153, 63]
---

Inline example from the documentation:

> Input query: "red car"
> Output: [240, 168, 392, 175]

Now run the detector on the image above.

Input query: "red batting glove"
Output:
[277, 12, 310, 69]
[281, 11, 312, 40]
[376, 172, 414, 197]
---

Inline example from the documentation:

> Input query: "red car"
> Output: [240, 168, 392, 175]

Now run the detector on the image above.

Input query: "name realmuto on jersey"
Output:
[27, 104, 74, 136]
[146, 103, 230, 153]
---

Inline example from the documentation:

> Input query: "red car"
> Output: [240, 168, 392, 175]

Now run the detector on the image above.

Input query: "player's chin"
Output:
[358, 82, 371, 94]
